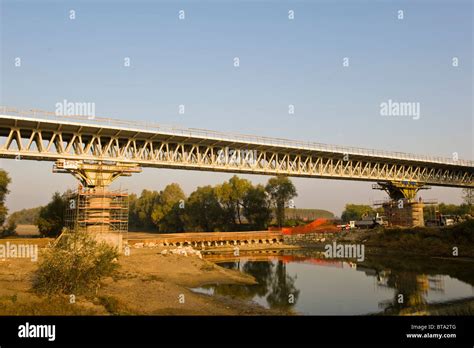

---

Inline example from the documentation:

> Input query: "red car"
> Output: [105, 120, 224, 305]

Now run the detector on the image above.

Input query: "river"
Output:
[193, 250, 474, 315]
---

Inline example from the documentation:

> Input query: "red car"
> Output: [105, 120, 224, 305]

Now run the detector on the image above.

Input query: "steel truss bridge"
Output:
[0, 107, 473, 199]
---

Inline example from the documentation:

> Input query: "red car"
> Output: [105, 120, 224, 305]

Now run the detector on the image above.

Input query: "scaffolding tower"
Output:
[65, 185, 129, 236]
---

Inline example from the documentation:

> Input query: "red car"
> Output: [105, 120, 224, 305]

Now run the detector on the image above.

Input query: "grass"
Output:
[362, 220, 474, 258]
[97, 295, 120, 314]
[0, 295, 102, 315]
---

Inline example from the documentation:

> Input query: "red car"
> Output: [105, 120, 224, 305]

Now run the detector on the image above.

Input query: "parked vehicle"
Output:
[343, 214, 387, 230]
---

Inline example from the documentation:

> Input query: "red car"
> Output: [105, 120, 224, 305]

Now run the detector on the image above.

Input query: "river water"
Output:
[193, 250, 474, 315]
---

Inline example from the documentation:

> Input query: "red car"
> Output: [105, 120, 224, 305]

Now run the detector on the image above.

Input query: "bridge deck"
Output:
[1, 108, 473, 188]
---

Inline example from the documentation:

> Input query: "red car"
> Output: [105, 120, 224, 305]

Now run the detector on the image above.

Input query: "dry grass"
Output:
[0, 239, 279, 316]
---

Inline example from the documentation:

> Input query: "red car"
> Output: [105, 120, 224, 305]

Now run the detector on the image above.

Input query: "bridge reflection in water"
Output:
[194, 251, 474, 315]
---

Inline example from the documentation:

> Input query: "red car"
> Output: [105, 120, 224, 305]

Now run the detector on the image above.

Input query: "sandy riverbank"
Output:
[0, 239, 289, 315]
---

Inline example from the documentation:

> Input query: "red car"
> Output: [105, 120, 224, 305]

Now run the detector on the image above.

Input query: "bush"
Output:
[36, 192, 68, 238]
[33, 231, 119, 296]
[0, 218, 17, 238]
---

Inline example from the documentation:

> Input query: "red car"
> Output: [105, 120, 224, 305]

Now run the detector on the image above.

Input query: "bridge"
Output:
[0, 106, 472, 230]
[0, 107, 472, 194]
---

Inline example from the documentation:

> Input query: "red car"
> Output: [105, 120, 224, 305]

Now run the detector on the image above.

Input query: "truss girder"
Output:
[0, 125, 472, 188]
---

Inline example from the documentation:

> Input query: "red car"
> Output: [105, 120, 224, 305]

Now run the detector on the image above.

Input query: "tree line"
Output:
[340, 195, 474, 223]
[3, 165, 473, 237]
[1, 173, 298, 237]
[128, 175, 297, 232]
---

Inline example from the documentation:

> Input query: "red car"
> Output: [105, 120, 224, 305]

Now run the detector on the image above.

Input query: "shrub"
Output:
[33, 231, 119, 296]
[0, 218, 17, 238]
[36, 192, 68, 238]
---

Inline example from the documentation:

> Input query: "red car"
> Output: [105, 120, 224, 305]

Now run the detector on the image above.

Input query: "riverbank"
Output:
[2, 220, 474, 316]
[315, 220, 474, 259]
[0, 240, 289, 315]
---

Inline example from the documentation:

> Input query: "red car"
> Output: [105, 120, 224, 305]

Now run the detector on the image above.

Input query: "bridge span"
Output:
[0, 107, 472, 197]
[1, 106, 472, 230]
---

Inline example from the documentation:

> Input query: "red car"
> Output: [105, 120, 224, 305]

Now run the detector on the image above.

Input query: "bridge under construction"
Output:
[0, 106, 473, 236]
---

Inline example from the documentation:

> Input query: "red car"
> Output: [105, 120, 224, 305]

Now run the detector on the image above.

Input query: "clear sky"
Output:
[0, 0, 472, 216]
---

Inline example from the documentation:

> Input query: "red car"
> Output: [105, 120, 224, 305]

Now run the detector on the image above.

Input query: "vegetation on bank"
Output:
[423, 202, 473, 220]
[341, 202, 474, 223]
[7, 206, 41, 225]
[360, 220, 474, 258]
[128, 175, 297, 233]
[2, 163, 472, 238]
[35, 192, 69, 237]
[341, 204, 384, 222]
[33, 231, 119, 296]
[0, 169, 16, 237]
[4, 174, 305, 237]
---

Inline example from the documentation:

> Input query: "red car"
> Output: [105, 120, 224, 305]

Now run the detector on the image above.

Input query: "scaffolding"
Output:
[373, 198, 438, 227]
[65, 185, 129, 235]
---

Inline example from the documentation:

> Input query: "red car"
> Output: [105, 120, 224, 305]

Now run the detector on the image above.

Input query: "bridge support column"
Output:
[373, 181, 429, 228]
[54, 159, 142, 251]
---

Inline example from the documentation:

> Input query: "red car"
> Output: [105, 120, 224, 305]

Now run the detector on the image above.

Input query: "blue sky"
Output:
[0, 0, 472, 215]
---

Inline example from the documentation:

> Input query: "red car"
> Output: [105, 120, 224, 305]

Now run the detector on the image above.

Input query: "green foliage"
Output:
[8, 207, 41, 225]
[0, 218, 17, 238]
[0, 169, 16, 237]
[341, 204, 375, 222]
[242, 185, 271, 230]
[36, 192, 68, 237]
[184, 185, 224, 231]
[129, 190, 160, 231]
[0, 169, 11, 227]
[364, 220, 474, 257]
[424, 203, 473, 221]
[265, 176, 297, 227]
[33, 231, 119, 296]
[98, 295, 120, 314]
[151, 183, 186, 232]
[283, 219, 307, 227]
[280, 208, 334, 223]
[462, 188, 474, 207]
[215, 176, 252, 228]
[127, 177, 300, 232]
[438, 203, 471, 216]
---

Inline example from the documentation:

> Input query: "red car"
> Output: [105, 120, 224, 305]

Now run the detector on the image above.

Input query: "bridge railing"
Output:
[1, 106, 472, 167]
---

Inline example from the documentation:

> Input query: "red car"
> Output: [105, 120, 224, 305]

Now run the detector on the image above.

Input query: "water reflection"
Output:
[214, 260, 301, 311]
[194, 251, 474, 315]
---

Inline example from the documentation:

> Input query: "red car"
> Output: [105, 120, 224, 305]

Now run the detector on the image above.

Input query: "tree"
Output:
[7, 207, 41, 225]
[265, 176, 297, 227]
[36, 192, 68, 237]
[128, 193, 139, 229]
[437, 203, 471, 216]
[0, 169, 11, 228]
[341, 204, 375, 222]
[151, 183, 186, 232]
[216, 176, 252, 228]
[243, 185, 272, 229]
[129, 190, 160, 231]
[184, 186, 224, 232]
[462, 188, 474, 213]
